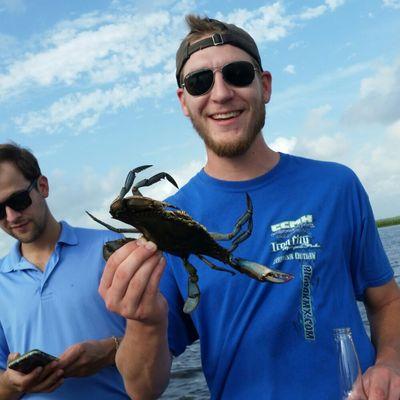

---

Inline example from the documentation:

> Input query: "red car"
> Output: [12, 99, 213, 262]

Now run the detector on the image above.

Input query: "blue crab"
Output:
[87, 165, 293, 313]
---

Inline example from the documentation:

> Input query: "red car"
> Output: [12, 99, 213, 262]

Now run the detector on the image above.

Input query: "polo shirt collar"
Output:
[0, 220, 78, 273]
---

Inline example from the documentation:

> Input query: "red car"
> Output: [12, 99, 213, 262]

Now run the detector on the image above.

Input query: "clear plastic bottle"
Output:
[334, 327, 367, 400]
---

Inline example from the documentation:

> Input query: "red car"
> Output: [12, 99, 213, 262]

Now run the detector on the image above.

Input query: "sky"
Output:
[1, 0, 400, 256]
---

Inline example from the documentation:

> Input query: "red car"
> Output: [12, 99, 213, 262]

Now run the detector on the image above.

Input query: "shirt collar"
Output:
[0, 221, 78, 273]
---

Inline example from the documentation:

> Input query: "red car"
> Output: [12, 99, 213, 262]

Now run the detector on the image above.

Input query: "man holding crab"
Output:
[99, 14, 400, 400]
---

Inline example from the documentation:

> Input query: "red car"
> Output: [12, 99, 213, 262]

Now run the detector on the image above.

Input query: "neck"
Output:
[204, 134, 280, 181]
[20, 215, 61, 271]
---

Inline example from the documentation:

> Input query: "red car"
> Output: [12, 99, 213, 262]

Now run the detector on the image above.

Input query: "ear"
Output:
[261, 71, 272, 104]
[37, 175, 49, 198]
[177, 88, 190, 117]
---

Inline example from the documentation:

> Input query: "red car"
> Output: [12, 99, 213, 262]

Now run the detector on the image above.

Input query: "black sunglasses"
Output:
[0, 178, 38, 220]
[182, 61, 259, 96]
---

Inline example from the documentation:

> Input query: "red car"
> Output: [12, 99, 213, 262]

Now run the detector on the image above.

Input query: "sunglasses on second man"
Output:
[181, 60, 260, 96]
[0, 178, 38, 220]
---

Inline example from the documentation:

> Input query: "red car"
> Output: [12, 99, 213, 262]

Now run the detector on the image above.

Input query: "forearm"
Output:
[116, 319, 172, 400]
[367, 291, 400, 368]
[0, 371, 22, 400]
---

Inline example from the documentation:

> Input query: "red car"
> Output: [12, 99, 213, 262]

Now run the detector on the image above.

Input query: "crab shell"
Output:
[109, 195, 231, 262]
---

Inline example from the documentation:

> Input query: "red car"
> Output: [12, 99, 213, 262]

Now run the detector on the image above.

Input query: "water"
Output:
[161, 225, 400, 399]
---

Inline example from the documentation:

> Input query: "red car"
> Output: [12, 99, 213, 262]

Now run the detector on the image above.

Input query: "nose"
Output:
[209, 71, 234, 103]
[4, 206, 22, 223]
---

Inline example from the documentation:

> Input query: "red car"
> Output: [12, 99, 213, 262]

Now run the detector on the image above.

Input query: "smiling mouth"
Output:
[10, 221, 29, 229]
[210, 111, 241, 120]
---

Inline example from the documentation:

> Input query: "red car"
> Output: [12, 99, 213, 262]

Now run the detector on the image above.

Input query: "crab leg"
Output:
[103, 238, 136, 260]
[86, 211, 140, 233]
[228, 215, 253, 253]
[197, 255, 235, 275]
[210, 193, 253, 253]
[182, 258, 201, 314]
[230, 256, 294, 283]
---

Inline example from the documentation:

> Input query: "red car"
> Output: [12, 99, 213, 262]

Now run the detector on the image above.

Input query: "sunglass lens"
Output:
[0, 191, 32, 219]
[223, 61, 255, 87]
[185, 69, 214, 96]
[10, 191, 32, 211]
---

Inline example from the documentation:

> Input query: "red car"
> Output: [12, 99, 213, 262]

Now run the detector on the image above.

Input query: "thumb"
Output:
[7, 352, 21, 364]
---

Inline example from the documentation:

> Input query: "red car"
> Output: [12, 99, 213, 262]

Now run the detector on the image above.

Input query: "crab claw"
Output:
[233, 257, 293, 283]
[119, 165, 153, 199]
[183, 277, 201, 314]
[164, 173, 179, 189]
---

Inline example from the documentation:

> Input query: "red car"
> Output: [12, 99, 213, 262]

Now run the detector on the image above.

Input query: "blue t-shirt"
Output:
[0, 221, 129, 399]
[160, 153, 393, 400]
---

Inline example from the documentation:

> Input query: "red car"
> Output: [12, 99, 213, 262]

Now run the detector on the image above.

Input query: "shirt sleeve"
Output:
[349, 176, 393, 300]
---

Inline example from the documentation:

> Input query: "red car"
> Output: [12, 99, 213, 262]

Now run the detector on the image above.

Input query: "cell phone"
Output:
[8, 349, 58, 374]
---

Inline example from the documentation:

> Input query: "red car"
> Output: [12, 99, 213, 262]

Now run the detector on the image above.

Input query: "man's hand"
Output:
[99, 237, 168, 324]
[1, 352, 64, 396]
[98, 238, 171, 399]
[58, 338, 116, 378]
[362, 362, 400, 400]
[364, 280, 400, 400]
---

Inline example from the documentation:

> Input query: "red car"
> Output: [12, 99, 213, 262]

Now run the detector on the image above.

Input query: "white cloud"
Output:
[304, 104, 333, 132]
[283, 64, 295, 74]
[216, 2, 295, 43]
[14, 70, 175, 134]
[343, 58, 400, 126]
[0, 11, 179, 100]
[325, 0, 346, 11]
[288, 41, 305, 50]
[299, 0, 345, 20]
[270, 136, 297, 153]
[299, 5, 327, 20]
[382, 0, 400, 9]
[298, 133, 349, 159]
[349, 120, 400, 216]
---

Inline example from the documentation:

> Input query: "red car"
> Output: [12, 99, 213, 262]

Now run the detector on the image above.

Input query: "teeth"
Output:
[212, 111, 240, 120]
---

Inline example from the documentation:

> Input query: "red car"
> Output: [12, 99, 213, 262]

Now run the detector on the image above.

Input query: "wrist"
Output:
[97, 337, 119, 366]
[0, 371, 22, 398]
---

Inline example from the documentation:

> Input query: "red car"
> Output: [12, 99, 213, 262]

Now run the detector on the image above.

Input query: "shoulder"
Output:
[0, 242, 19, 274]
[165, 170, 203, 208]
[286, 154, 360, 184]
[62, 222, 123, 245]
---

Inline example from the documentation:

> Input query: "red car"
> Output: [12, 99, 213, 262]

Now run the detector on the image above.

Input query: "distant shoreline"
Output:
[376, 216, 400, 228]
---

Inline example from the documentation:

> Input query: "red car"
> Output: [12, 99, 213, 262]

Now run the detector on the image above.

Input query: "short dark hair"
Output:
[0, 142, 41, 182]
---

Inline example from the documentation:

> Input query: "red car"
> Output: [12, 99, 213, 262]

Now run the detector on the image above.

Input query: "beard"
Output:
[5, 206, 49, 243]
[189, 100, 266, 158]
[11, 219, 46, 243]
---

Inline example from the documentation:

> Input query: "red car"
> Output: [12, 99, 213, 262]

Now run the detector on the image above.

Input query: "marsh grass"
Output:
[376, 216, 400, 228]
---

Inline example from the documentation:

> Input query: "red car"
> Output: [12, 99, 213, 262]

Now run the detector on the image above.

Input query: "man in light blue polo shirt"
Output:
[0, 143, 130, 399]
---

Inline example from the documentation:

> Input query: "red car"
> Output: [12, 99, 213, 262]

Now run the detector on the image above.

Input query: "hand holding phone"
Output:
[8, 349, 58, 374]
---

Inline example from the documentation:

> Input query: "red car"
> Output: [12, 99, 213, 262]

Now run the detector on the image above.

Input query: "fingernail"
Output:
[145, 241, 157, 251]
[136, 237, 146, 246]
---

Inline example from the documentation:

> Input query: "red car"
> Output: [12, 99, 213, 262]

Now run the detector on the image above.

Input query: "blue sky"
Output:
[1, 0, 400, 256]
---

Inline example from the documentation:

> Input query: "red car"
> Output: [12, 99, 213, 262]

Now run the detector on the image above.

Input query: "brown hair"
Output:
[176, 14, 263, 86]
[184, 14, 227, 43]
[0, 142, 41, 182]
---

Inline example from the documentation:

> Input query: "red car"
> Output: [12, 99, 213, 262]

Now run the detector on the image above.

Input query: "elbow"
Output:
[124, 381, 168, 400]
